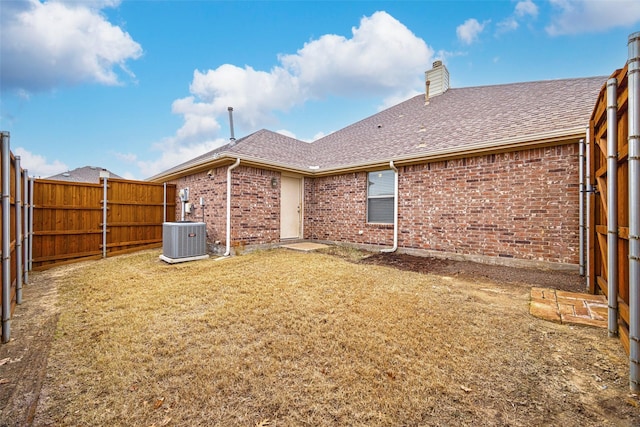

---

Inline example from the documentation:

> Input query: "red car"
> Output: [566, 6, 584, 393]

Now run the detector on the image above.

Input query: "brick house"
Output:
[149, 62, 605, 270]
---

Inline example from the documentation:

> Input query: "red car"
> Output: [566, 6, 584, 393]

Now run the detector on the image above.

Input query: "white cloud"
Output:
[147, 11, 434, 177]
[280, 11, 433, 97]
[14, 147, 68, 178]
[181, 11, 432, 132]
[547, 0, 640, 35]
[496, 17, 519, 34]
[515, 0, 539, 18]
[456, 18, 488, 44]
[189, 64, 301, 130]
[496, 1, 539, 36]
[0, 0, 142, 93]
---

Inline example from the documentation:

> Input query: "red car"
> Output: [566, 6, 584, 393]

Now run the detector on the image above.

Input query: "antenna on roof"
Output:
[228, 107, 236, 146]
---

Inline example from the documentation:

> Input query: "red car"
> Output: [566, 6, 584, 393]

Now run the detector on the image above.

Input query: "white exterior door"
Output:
[280, 176, 302, 239]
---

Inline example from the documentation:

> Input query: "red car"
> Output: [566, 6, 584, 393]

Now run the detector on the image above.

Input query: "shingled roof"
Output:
[149, 75, 605, 181]
[311, 76, 605, 171]
[47, 166, 123, 183]
[155, 129, 314, 179]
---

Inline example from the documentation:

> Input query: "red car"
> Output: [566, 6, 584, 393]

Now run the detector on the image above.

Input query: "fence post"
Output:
[15, 156, 22, 305]
[628, 31, 640, 392]
[23, 170, 29, 284]
[579, 138, 586, 277]
[100, 170, 109, 258]
[586, 125, 594, 293]
[28, 177, 33, 272]
[607, 78, 619, 338]
[1, 132, 11, 343]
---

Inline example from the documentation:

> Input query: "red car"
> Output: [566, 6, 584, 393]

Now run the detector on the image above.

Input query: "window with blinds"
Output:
[367, 170, 394, 223]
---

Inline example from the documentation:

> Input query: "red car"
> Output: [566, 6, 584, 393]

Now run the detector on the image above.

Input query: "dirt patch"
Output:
[358, 252, 587, 293]
[0, 269, 61, 426]
[1, 249, 639, 426]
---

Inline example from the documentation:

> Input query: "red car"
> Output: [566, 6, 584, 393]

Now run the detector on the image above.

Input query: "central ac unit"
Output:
[161, 221, 207, 263]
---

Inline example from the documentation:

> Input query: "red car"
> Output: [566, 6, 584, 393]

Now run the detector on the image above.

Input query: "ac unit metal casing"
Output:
[162, 222, 206, 259]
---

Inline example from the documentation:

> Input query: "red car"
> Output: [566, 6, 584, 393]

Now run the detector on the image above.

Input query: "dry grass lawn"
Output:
[29, 248, 638, 426]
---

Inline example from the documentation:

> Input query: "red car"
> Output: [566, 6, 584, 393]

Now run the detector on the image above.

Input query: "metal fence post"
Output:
[1, 132, 11, 343]
[15, 156, 22, 305]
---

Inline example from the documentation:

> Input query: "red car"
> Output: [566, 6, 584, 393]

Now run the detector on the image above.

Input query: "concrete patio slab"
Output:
[280, 242, 330, 252]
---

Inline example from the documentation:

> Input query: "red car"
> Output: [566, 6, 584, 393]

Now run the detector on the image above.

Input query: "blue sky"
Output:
[1, 0, 639, 180]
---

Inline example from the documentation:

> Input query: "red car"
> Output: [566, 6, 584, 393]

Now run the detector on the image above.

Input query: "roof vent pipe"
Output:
[228, 107, 236, 145]
[425, 80, 431, 105]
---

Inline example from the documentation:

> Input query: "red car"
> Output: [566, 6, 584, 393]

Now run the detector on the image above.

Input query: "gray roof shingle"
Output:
[151, 75, 605, 180]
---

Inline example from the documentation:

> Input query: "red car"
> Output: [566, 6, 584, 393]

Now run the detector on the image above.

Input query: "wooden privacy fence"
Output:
[32, 177, 176, 270]
[0, 130, 177, 342]
[587, 32, 640, 391]
[588, 64, 631, 348]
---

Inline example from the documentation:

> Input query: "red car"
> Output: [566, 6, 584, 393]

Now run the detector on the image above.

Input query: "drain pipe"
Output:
[628, 31, 640, 392]
[579, 138, 586, 277]
[224, 158, 241, 256]
[381, 160, 399, 253]
[1, 132, 11, 343]
[607, 77, 619, 338]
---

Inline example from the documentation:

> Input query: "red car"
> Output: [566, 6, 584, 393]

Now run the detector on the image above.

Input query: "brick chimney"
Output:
[425, 60, 449, 103]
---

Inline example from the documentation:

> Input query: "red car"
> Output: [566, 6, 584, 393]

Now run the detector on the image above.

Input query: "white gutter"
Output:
[627, 31, 640, 393]
[224, 158, 241, 256]
[607, 77, 619, 338]
[381, 160, 399, 253]
[147, 128, 586, 183]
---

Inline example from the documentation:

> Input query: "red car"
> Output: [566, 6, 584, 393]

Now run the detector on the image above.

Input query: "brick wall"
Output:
[172, 166, 281, 250]
[172, 168, 227, 244]
[305, 144, 580, 265]
[304, 173, 394, 245]
[171, 144, 580, 265]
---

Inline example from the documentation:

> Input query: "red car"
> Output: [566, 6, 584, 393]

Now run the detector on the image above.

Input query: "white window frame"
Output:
[367, 170, 395, 224]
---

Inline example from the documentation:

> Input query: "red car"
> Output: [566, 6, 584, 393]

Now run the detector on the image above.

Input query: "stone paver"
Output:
[530, 287, 607, 328]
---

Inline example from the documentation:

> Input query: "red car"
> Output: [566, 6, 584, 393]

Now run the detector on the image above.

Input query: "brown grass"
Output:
[31, 249, 636, 426]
